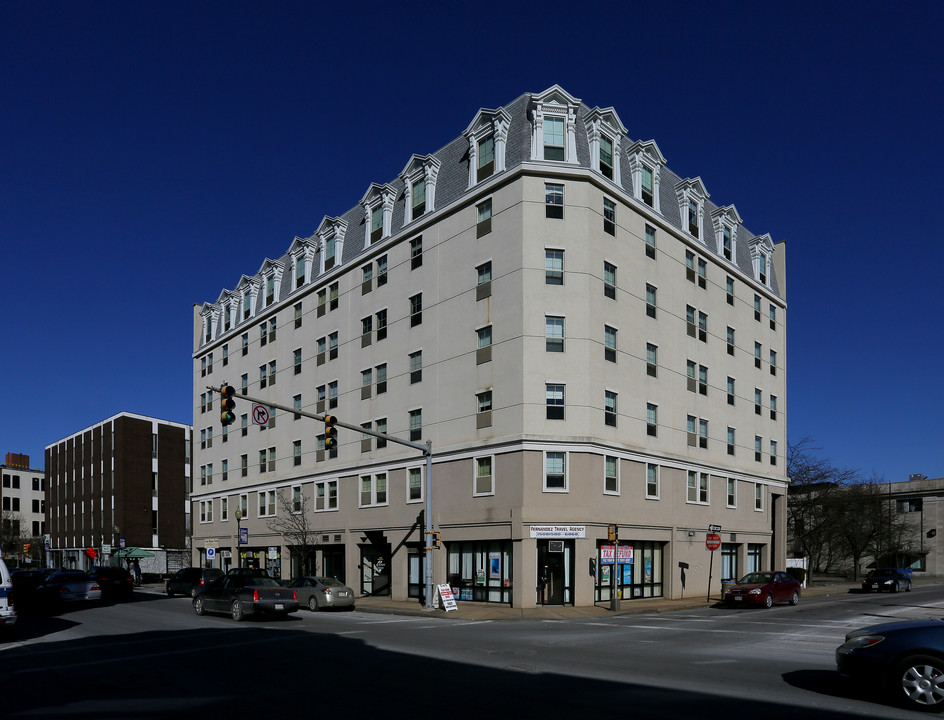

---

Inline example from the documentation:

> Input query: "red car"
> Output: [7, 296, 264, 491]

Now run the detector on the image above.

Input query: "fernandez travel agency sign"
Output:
[529, 525, 586, 538]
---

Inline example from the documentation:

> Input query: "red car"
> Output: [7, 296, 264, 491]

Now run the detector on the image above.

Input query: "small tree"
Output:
[266, 487, 318, 577]
[1, 511, 22, 557]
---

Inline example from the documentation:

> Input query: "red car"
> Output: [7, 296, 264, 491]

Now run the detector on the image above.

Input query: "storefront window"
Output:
[595, 541, 664, 601]
[446, 541, 512, 604]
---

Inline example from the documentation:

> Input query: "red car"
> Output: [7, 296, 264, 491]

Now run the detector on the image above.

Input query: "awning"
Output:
[112, 547, 155, 559]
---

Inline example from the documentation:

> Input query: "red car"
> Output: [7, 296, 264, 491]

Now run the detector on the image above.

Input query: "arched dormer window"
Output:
[259, 259, 284, 308]
[711, 205, 742, 263]
[288, 236, 317, 290]
[236, 276, 260, 321]
[464, 107, 511, 188]
[529, 85, 580, 164]
[200, 304, 221, 345]
[585, 106, 627, 184]
[400, 155, 441, 226]
[360, 183, 397, 246]
[748, 234, 775, 287]
[316, 216, 348, 273]
[627, 139, 666, 212]
[676, 177, 710, 241]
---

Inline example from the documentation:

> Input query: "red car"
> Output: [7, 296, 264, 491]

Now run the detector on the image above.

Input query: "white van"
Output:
[0, 558, 16, 628]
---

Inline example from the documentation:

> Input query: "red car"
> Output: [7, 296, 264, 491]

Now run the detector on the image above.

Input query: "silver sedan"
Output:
[38, 570, 103, 606]
[289, 576, 355, 611]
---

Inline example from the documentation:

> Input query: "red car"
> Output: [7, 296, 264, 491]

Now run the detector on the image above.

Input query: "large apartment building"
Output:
[1, 453, 46, 565]
[192, 85, 787, 608]
[45, 413, 192, 572]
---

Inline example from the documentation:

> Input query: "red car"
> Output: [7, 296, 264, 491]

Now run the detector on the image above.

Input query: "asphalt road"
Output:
[2, 585, 944, 719]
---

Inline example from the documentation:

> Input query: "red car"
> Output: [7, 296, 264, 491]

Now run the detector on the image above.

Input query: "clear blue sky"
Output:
[2, 1, 941, 482]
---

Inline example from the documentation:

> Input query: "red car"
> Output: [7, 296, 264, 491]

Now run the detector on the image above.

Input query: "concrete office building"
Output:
[192, 85, 787, 607]
[45, 413, 192, 573]
[1, 453, 46, 564]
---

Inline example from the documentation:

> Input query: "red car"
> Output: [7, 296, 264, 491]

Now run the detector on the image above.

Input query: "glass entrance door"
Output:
[360, 546, 390, 596]
[537, 540, 573, 605]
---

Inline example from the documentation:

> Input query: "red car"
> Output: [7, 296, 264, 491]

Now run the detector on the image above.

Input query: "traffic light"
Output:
[324, 415, 338, 449]
[424, 530, 441, 550]
[22, 543, 30, 555]
[220, 384, 237, 426]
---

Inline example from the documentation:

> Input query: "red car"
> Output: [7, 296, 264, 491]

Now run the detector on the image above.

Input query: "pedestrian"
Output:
[132, 560, 142, 586]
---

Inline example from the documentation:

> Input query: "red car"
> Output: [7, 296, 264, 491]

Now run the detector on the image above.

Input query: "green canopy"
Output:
[112, 547, 155, 558]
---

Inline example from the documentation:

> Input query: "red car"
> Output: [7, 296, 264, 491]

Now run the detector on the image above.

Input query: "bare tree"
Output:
[1, 511, 22, 556]
[265, 488, 318, 577]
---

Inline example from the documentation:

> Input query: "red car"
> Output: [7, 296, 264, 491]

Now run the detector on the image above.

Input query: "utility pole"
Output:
[207, 385, 437, 608]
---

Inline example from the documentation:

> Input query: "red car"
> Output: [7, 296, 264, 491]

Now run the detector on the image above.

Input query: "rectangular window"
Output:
[646, 403, 657, 436]
[603, 261, 616, 299]
[240, 454, 248, 477]
[646, 343, 658, 377]
[268, 360, 277, 385]
[260, 322, 267, 347]
[476, 198, 492, 237]
[603, 198, 616, 235]
[409, 409, 422, 442]
[755, 388, 763, 415]
[317, 288, 327, 317]
[376, 255, 388, 286]
[222, 343, 228, 366]
[220, 497, 228, 521]
[475, 456, 493, 495]
[726, 276, 735, 305]
[375, 417, 387, 448]
[477, 136, 495, 182]
[412, 179, 426, 218]
[476, 325, 492, 364]
[645, 224, 656, 258]
[292, 484, 303, 512]
[755, 483, 764, 511]
[293, 440, 301, 467]
[361, 422, 372, 453]
[727, 377, 736, 406]
[294, 302, 302, 328]
[599, 135, 614, 178]
[754, 294, 762, 321]
[646, 463, 659, 499]
[604, 390, 617, 427]
[544, 117, 565, 161]
[476, 390, 492, 429]
[410, 236, 423, 269]
[259, 364, 267, 389]
[361, 368, 373, 400]
[727, 427, 736, 456]
[698, 311, 707, 342]
[221, 459, 228, 481]
[770, 350, 777, 376]
[727, 327, 735, 356]
[604, 325, 617, 362]
[755, 342, 763, 368]
[293, 348, 302, 374]
[604, 455, 619, 494]
[409, 350, 423, 384]
[545, 183, 564, 218]
[546, 384, 565, 420]
[476, 261, 492, 300]
[328, 332, 338, 361]
[376, 309, 387, 341]
[545, 316, 564, 352]
[370, 206, 383, 243]
[770, 395, 777, 421]
[408, 467, 423, 502]
[728, 478, 737, 507]
[688, 198, 699, 237]
[268, 317, 276, 341]
[645, 284, 657, 318]
[641, 166, 654, 207]
[362, 263, 373, 294]
[687, 471, 709, 504]
[376, 363, 387, 395]
[266, 276, 275, 305]
[361, 316, 373, 347]
[723, 226, 733, 260]
[293, 394, 302, 420]
[755, 436, 763, 462]
[328, 380, 338, 409]
[544, 451, 567, 491]
[410, 293, 422, 326]
[314, 480, 337, 512]
[770, 440, 778, 466]
[545, 249, 563, 284]
[329, 282, 339, 310]
[770, 304, 777, 331]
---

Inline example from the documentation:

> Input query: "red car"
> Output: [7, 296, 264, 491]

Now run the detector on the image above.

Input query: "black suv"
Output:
[89, 566, 134, 601]
[166, 567, 223, 598]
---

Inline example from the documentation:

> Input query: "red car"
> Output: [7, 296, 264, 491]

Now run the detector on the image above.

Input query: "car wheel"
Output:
[191, 587, 200, 598]
[892, 581, 900, 593]
[789, 590, 800, 606]
[895, 655, 944, 709]
[308, 596, 318, 612]
[907, 581, 913, 592]
[231, 600, 245, 622]
[764, 593, 773, 609]
[193, 597, 205, 616]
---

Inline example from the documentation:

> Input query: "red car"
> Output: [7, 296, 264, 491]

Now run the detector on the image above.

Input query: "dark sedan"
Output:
[89, 566, 134, 601]
[723, 571, 801, 608]
[837, 618, 944, 710]
[193, 574, 298, 621]
[861, 567, 912, 593]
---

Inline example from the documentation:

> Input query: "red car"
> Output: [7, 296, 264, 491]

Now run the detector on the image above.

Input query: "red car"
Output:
[724, 571, 801, 608]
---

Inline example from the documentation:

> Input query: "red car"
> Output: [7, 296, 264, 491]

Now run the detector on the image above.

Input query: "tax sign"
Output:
[705, 532, 722, 551]
[252, 404, 270, 426]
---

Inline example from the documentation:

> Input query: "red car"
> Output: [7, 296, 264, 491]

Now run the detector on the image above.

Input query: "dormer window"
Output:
[676, 177, 709, 242]
[360, 183, 396, 246]
[464, 107, 511, 188]
[316, 216, 348, 274]
[258, 259, 284, 308]
[585, 106, 626, 183]
[711, 205, 742, 264]
[266, 276, 275, 305]
[295, 257, 306, 289]
[748, 234, 775, 288]
[288, 235, 317, 291]
[237, 278, 260, 321]
[628, 139, 666, 212]
[400, 155, 441, 226]
[529, 85, 580, 164]
[200, 305, 220, 345]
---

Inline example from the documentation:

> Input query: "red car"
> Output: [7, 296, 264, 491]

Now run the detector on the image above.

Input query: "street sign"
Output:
[102, 544, 112, 554]
[706, 533, 722, 551]
[708, 524, 722, 532]
[252, 404, 270, 426]
[206, 547, 216, 560]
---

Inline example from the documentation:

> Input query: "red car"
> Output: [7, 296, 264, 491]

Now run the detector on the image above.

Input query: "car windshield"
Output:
[868, 568, 899, 577]
[316, 577, 344, 587]
[738, 572, 773, 584]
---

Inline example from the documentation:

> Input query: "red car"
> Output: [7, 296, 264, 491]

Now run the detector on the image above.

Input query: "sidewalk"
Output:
[348, 577, 867, 621]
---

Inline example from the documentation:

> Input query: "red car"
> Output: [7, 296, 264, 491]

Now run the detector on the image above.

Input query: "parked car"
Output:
[166, 567, 223, 598]
[193, 574, 298, 621]
[89, 566, 134, 601]
[0, 558, 16, 629]
[10, 568, 48, 609]
[861, 567, 912, 593]
[723, 571, 801, 608]
[35, 570, 102, 608]
[225, 567, 273, 578]
[288, 576, 355, 611]
[837, 617, 944, 710]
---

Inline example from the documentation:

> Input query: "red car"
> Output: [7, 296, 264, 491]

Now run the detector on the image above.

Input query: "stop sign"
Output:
[705, 533, 721, 551]
[85, 547, 98, 559]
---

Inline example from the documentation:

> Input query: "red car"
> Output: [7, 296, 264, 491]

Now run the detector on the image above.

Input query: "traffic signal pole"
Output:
[207, 385, 438, 609]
